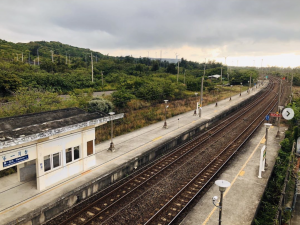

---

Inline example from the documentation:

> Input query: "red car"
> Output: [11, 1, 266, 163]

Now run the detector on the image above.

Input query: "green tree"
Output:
[112, 88, 135, 108]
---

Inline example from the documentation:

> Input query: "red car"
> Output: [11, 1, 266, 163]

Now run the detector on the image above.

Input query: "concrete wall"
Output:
[8, 92, 262, 225]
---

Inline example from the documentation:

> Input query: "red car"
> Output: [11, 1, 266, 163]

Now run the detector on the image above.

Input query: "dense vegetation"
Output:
[0, 39, 260, 109]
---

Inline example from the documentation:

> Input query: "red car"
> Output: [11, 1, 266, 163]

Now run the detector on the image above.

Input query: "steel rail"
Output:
[87, 80, 278, 224]
[52, 79, 276, 225]
[144, 79, 281, 225]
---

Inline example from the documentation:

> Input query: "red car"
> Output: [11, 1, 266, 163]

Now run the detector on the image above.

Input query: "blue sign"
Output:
[3, 155, 28, 168]
[265, 115, 270, 121]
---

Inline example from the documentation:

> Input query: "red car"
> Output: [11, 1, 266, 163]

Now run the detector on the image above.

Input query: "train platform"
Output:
[0, 84, 267, 225]
[180, 120, 285, 224]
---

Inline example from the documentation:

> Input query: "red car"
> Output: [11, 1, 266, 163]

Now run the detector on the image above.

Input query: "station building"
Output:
[0, 108, 124, 191]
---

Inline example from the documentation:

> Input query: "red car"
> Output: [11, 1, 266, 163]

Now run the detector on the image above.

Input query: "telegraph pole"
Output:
[37, 48, 40, 65]
[221, 67, 223, 85]
[50, 50, 53, 62]
[101, 71, 104, 86]
[91, 52, 94, 82]
[204, 58, 206, 76]
[22, 52, 23, 62]
[200, 76, 204, 118]
[290, 73, 293, 103]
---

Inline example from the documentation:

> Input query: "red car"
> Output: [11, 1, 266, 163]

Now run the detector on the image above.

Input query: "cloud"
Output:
[0, 0, 300, 64]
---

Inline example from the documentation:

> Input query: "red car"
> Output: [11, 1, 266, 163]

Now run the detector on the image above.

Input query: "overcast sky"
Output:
[1, 0, 300, 67]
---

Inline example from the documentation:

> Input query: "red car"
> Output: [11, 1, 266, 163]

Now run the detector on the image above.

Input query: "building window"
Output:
[65, 148, 72, 163]
[87, 140, 94, 156]
[44, 152, 61, 172]
[53, 152, 61, 168]
[44, 155, 51, 172]
[65, 146, 81, 164]
[74, 146, 80, 160]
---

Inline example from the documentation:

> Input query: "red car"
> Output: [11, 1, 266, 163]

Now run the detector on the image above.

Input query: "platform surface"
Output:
[0, 84, 267, 224]
[180, 122, 285, 225]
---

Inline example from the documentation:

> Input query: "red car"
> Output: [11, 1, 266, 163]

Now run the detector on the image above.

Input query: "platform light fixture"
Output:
[108, 112, 115, 152]
[240, 82, 242, 97]
[213, 180, 231, 225]
[194, 93, 198, 116]
[163, 100, 169, 129]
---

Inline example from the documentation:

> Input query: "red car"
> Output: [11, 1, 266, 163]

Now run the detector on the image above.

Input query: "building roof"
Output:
[0, 108, 124, 149]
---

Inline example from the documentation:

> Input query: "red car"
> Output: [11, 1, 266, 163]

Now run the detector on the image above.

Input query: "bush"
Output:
[87, 97, 114, 113]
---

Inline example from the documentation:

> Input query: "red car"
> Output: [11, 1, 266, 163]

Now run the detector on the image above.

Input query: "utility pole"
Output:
[177, 60, 179, 83]
[277, 80, 282, 126]
[66, 52, 68, 64]
[204, 58, 206, 76]
[50, 50, 53, 62]
[290, 73, 293, 103]
[200, 76, 204, 118]
[28, 52, 30, 65]
[175, 53, 179, 83]
[221, 67, 223, 85]
[101, 71, 104, 86]
[91, 52, 94, 82]
[37, 48, 40, 65]
[184, 69, 186, 85]
[69, 54, 70, 65]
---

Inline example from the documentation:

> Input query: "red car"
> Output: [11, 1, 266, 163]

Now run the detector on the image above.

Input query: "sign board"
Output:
[3, 155, 29, 168]
[270, 113, 282, 118]
[265, 115, 270, 121]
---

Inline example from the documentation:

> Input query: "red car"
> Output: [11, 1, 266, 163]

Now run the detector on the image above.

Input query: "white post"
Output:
[258, 145, 266, 178]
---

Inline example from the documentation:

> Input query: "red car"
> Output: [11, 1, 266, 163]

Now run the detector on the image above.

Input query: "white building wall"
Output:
[36, 128, 96, 191]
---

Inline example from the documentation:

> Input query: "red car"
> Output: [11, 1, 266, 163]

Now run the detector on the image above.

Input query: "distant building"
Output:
[0, 108, 124, 191]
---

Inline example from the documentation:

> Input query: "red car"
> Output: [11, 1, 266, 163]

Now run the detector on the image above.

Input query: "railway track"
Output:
[46, 78, 283, 225]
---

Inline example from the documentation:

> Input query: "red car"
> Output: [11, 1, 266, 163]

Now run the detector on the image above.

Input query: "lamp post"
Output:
[108, 112, 115, 152]
[215, 88, 219, 107]
[276, 106, 284, 138]
[248, 81, 250, 94]
[194, 93, 198, 116]
[212, 180, 231, 225]
[229, 85, 232, 101]
[264, 123, 272, 167]
[240, 82, 242, 96]
[163, 100, 169, 128]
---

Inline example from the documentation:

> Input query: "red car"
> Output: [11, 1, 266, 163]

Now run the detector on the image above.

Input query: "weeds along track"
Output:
[46, 78, 281, 225]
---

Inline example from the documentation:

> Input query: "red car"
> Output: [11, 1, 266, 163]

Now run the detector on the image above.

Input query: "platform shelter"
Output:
[0, 108, 123, 191]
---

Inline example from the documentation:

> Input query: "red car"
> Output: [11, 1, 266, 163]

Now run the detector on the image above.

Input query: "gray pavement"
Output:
[0, 84, 266, 224]
[180, 122, 285, 225]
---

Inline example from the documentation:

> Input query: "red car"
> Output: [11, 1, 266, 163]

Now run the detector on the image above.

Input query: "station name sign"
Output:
[3, 155, 29, 168]
[269, 113, 282, 118]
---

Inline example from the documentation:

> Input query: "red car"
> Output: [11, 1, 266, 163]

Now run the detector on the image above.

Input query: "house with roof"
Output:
[0, 108, 124, 191]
